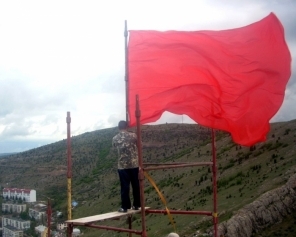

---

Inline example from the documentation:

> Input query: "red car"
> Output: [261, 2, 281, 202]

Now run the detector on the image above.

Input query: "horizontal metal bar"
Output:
[146, 209, 212, 216]
[84, 223, 142, 235]
[143, 162, 213, 171]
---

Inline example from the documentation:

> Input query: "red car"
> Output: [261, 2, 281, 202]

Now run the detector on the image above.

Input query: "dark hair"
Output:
[118, 120, 127, 130]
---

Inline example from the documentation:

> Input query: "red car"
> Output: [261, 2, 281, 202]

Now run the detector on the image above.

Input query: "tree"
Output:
[25, 219, 38, 237]
[20, 210, 30, 220]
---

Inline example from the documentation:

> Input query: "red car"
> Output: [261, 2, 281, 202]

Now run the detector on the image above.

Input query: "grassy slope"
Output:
[0, 120, 295, 236]
[70, 121, 296, 236]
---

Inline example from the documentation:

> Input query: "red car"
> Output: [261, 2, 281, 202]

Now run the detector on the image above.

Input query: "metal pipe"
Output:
[146, 209, 212, 216]
[143, 162, 213, 171]
[67, 224, 73, 237]
[124, 20, 129, 124]
[144, 162, 210, 165]
[128, 216, 132, 237]
[47, 199, 52, 237]
[135, 95, 147, 237]
[66, 112, 72, 224]
[85, 223, 142, 235]
[211, 129, 218, 237]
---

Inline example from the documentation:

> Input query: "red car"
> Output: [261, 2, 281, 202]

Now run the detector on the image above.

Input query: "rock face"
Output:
[209, 174, 296, 237]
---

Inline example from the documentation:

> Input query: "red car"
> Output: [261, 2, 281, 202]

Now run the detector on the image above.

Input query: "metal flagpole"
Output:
[211, 128, 218, 237]
[136, 95, 147, 237]
[124, 20, 129, 124]
[47, 198, 52, 237]
[66, 112, 72, 223]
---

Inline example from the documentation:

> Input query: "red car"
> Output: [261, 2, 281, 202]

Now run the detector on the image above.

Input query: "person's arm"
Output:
[133, 133, 138, 145]
[112, 137, 116, 148]
[133, 133, 143, 148]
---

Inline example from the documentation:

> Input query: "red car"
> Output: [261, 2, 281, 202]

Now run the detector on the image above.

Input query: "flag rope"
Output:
[144, 171, 176, 232]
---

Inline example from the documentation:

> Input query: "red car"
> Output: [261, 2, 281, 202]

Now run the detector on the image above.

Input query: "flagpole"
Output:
[66, 112, 72, 224]
[136, 95, 148, 237]
[124, 20, 129, 124]
[211, 128, 218, 237]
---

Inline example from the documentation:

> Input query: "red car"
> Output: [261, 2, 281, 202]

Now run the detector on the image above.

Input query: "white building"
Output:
[3, 226, 24, 237]
[56, 223, 67, 230]
[2, 217, 30, 230]
[73, 228, 81, 236]
[29, 203, 47, 220]
[2, 203, 26, 213]
[35, 225, 47, 235]
[3, 188, 36, 202]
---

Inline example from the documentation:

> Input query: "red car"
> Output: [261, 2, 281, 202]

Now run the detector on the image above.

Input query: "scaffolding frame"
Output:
[66, 96, 218, 236]
[66, 20, 218, 236]
[134, 95, 218, 237]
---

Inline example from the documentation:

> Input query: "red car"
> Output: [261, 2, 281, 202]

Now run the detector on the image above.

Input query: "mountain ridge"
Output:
[0, 152, 17, 158]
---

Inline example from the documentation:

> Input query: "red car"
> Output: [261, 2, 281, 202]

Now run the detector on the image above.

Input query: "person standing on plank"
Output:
[112, 120, 141, 212]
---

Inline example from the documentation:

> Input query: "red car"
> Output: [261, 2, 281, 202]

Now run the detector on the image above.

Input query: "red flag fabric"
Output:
[128, 13, 291, 146]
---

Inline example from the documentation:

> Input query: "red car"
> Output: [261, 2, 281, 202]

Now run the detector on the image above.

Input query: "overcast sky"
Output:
[0, 0, 295, 153]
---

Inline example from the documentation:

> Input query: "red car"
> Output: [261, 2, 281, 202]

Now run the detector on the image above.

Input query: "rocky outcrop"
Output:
[208, 173, 296, 237]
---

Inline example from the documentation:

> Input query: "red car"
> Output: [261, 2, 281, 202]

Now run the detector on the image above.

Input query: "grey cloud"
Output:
[275, 8, 296, 44]
[107, 114, 122, 128]
[0, 139, 54, 153]
[287, 66, 296, 87]
[1, 75, 75, 115]
[92, 120, 110, 131]
[1, 81, 56, 115]
[0, 122, 32, 138]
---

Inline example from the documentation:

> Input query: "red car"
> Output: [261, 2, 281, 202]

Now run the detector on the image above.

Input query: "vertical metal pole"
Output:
[67, 224, 73, 237]
[66, 112, 72, 224]
[128, 216, 132, 237]
[124, 20, 129, 124]
[47, 199, 52, 237]
[135, 95, 147, 237]
[211, 129, 218, 237]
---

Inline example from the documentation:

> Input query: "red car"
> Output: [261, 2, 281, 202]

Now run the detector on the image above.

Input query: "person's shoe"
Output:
[118, 208, 127, 213]
[131, 206, 139, 210]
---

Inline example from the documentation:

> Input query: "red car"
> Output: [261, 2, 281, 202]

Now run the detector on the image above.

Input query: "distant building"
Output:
[73, 228, 81, 236]
[3, 188, 36, 202]
[56, 223, 67, 230]
[2, 217, 30, 230]
[35, 225, 47, 235]
[29, 203, 47, 220]
[53, 231, 66, 237]
[3, 225, 24, 237]
[2, 203, 26, 213]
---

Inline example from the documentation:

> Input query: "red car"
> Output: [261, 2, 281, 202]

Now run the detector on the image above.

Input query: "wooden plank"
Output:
[65, 207, 150, 225]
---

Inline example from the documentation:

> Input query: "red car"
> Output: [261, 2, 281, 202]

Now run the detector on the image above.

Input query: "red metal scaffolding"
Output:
[66, 20, 218, 236]
[66, 98, 218, 236]
[134, 95, 218, 237]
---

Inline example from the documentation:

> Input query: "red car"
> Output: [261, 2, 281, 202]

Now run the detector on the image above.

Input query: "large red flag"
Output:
[128, 13, 291, 146]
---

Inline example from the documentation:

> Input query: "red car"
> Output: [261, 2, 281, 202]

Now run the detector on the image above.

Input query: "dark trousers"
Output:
[118, 167, 141, 210]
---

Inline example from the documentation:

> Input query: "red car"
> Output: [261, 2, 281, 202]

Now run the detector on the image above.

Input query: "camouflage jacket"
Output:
[112, 130, 139, 169]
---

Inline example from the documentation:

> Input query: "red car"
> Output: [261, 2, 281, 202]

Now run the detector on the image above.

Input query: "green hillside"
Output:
[0, 120, 295, 236]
